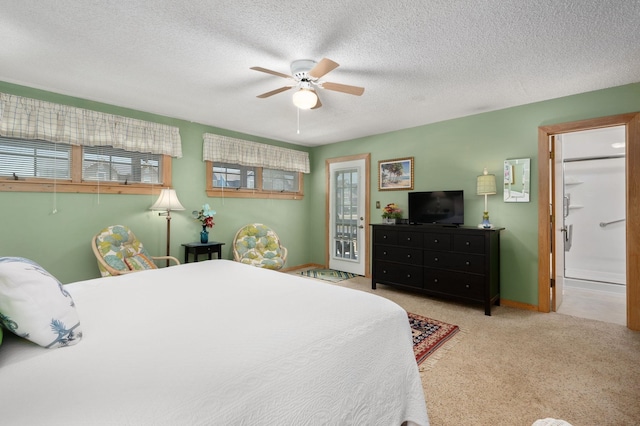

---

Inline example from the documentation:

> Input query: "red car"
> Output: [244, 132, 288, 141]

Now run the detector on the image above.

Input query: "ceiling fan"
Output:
[250, 58, 365, 110]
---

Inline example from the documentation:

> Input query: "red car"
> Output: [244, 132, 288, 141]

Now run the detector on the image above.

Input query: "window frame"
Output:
[0, 143, 172, 195]
[205, 161, 304, 200]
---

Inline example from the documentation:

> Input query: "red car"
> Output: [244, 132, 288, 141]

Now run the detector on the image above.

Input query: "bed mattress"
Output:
[0, 260, 428, 425]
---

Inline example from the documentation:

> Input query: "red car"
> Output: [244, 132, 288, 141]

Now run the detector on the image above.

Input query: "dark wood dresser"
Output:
[371, 224, 503, 315]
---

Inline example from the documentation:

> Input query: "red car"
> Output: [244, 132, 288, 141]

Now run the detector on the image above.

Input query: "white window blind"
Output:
[203, 134, 310, 173]
[0, 137, 71, 179]
[0, 92, 182, 158]
[83, 146, 162, 184]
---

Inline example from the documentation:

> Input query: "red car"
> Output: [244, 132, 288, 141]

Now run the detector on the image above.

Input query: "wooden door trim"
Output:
[538, 112, 640, 330]
[325, 153, 371, 277]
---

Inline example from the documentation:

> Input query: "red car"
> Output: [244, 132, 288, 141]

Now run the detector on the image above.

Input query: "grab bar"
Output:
[599, 218, 625, 228]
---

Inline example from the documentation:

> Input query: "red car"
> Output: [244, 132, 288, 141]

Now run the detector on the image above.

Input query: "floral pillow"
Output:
[0, 257, 82, 348]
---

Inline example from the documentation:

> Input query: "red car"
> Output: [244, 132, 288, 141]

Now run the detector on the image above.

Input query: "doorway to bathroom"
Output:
[555, 126, 626, 325]
[537, 112, 640, 331]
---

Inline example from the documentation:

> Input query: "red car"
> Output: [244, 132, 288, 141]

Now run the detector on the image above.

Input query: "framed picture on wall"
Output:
[378, 157, 414, 190]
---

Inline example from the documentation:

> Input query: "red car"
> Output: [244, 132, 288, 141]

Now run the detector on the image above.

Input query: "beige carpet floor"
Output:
[296, 272, 640, 426]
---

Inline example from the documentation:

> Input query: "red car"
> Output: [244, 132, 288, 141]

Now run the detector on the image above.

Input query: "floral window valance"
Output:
[0, 93, 182, 158]
[202, 134, 310, 174]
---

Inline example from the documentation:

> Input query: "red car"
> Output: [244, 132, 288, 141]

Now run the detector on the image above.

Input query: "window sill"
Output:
[0, 179, 165, 195]
[205, 188, 304, 200]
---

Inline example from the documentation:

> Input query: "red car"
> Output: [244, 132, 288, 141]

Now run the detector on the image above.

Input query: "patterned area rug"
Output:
[298, 269, 358, 282]
[409, 312, 460, 366]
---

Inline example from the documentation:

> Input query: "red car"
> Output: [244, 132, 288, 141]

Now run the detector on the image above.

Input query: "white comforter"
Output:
[1, 260, 428, 425]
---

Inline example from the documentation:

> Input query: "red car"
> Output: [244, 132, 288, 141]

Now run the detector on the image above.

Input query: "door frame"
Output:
[325, 153, 371, 277]
[538, 112, 640, 330]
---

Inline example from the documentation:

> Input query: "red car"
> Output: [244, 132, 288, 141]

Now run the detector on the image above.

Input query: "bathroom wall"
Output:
[561, 126, 626, 285]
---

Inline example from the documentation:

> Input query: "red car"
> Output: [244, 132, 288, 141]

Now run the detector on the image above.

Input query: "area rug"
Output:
[409, 312, 460, 366]
[298, 268, 357, 282]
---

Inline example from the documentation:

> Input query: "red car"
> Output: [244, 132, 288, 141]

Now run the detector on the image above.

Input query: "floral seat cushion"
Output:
[234, 224, 286, 270]
[94, 225, 157, 277]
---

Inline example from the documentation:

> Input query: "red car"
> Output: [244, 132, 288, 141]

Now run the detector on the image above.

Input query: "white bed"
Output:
[0, 259, 428, 425]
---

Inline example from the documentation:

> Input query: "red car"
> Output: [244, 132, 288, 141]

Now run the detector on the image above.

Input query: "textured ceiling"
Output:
[1, 1, 639, 146]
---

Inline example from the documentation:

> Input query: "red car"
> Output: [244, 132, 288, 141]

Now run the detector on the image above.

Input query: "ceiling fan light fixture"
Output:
[292, 88, 318, 110]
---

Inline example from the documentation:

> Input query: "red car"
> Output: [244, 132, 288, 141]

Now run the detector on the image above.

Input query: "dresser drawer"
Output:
[453, 234, 485, 254]
[423, 269, 484, 300]
[423, 232, 451, 250]
[423, 251, 485, 274]
[375, 261, 423, 288]
[396, 231, 423, 247]
[375, 245, 422, 263]
[374, 229, 398, 245]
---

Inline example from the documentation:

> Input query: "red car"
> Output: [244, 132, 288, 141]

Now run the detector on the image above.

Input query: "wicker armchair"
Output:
[232, 223, 288, 270]
[92, 225, 180, 277]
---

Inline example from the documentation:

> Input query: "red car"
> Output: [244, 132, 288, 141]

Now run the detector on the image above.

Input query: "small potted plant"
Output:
[193, 204, 216, 243]
[382, 203, 402, 224]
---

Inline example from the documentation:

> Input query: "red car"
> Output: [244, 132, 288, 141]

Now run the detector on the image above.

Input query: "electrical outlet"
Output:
[376, 201, 380, 209]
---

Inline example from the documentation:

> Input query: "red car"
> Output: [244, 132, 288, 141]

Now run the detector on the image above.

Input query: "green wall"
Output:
[0, 81, 311, 284]
[1, 80, 639, 307]
[309, 83, 640, 306]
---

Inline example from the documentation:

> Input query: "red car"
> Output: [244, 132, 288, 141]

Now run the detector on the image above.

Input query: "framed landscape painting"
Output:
[378, 157, 414, 190]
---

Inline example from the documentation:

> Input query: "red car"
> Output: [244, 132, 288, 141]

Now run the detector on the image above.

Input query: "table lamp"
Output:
[477, 168, 497, 229]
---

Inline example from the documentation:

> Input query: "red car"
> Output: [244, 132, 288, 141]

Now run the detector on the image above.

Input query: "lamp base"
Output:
[478, 212, 494, 229]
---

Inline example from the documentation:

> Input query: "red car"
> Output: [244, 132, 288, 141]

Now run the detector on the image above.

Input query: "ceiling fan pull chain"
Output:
[297, 108, 300, 134]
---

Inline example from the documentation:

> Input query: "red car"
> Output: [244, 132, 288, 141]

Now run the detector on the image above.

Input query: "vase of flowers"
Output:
[382, 203, 402, 224]
[193, 204, 216, 243]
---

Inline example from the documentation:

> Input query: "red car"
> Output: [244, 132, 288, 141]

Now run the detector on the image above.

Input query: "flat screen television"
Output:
[408, 190, 464, 225]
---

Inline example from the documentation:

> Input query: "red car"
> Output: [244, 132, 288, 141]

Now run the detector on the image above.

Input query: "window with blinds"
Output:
[83, 146, 161, 184]
[0, 137, 170, 193]
[0, 137, 71, 179]
[207, 162, 303, 199]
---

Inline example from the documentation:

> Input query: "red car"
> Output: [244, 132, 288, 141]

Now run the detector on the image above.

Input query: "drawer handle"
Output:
[434, 239, 439, 243]
[383, 235, 387, 239]
[434, 278, 438, 283]
[466, 241, 470, 246]
[407, 254, 411, 258]
[465, 261, 470, 265]
[407, 274, 411, 278]
[406, 237, 412, 241]
[383, 251, 387, 255]
[465, 284, 470, 288]
[382, 270, 387, 274]
[434, 257, 438, 262]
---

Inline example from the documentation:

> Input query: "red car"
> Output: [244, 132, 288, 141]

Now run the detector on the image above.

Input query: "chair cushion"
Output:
[124, 254, 157, 271]
[235, 224, 284, 270]
[95, 225, 154, 276]
[0, 257, 82, 348]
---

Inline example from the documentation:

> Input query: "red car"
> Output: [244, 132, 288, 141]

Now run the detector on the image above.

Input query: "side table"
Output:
[181, 241, 225, 263]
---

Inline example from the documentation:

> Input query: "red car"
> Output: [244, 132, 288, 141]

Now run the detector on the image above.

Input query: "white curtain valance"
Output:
[203, 134, 310, 174]
[0, 93, 182, 158]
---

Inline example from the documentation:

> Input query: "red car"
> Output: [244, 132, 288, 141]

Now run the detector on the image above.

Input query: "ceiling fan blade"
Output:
[256, 86, 292, 98]
[321, 81, 365, 96]
[311, 94, 322, 109]
[308, 58, 339, 79]
[250, 66, 292, 79]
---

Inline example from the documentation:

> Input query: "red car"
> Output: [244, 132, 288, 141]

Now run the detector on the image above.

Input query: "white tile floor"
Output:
[556, 280, 626, 326]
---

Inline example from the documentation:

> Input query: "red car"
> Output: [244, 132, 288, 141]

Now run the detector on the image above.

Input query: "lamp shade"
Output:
[292, 88, 318, 109]
[476, 169, 497, 195]
[150, 188, 185, 211]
